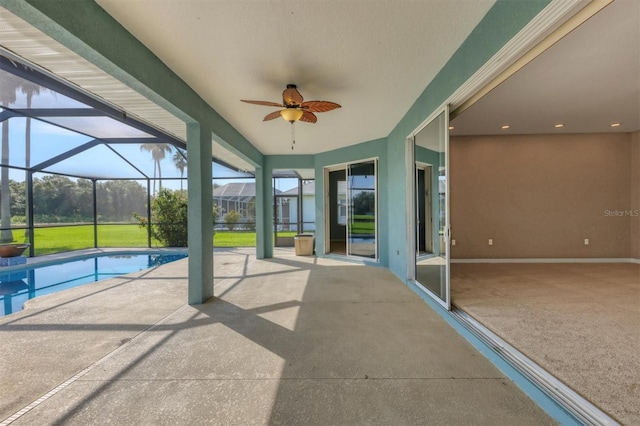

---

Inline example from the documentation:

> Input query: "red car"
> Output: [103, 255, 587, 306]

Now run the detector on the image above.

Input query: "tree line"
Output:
[5, 176, 148, 224]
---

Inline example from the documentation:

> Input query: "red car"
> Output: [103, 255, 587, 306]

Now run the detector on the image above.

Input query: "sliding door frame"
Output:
[406, 105, 451, 309]
[324, 157, 379, 262]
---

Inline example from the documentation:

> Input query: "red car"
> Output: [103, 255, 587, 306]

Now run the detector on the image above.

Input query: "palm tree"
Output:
[20, 81, 42, 170]
[140, 143, 173, 195]
[0, 73, 21, 242]
[173, 150, 187, 191]
[21, 81, 42, 240]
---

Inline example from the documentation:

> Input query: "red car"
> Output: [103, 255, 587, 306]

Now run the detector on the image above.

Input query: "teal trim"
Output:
[407, 281, 580, 425]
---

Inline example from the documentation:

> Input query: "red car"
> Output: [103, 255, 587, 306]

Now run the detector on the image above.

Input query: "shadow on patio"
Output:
[0, 249, 553, 425]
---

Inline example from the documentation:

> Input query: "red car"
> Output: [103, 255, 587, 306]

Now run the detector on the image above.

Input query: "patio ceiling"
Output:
[95, 0, 496, 156]
[451, 0, 640, 135]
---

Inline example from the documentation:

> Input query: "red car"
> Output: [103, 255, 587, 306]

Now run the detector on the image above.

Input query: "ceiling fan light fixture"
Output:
[281, 108, 303, 123]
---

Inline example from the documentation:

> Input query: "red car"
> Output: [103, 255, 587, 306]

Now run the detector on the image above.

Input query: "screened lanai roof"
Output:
[213, 182, 282, 200]
[0, 54, 253, 181]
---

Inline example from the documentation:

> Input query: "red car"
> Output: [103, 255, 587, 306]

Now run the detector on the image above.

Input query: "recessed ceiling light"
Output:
[610, 122, 621, 127]
[554, 123, 564, 128]
[501, 125, 510, 130]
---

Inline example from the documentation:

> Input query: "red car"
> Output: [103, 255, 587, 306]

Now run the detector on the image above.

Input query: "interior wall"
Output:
[631, 131, 640, 259]
[450, 133, 634, 259]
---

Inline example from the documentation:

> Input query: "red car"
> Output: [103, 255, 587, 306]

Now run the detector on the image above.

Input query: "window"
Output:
[337, 180, 347, 225]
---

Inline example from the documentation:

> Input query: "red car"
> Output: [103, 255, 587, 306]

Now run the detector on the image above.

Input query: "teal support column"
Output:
[255, 165, 273, 259]
[187, 122, 213, 304]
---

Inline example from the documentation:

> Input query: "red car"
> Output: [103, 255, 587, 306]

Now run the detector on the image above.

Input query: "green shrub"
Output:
[224, 210, 241, 231]
[10, 215, 26, 225]
[135, 188, 188, 247]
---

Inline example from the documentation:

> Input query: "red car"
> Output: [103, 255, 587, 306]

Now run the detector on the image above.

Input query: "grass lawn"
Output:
[11, 225, 278, 255]
[350, 215, 375, 234]
[213, 231, 256, 247]
[11, 225, 310, 255]
[28, 225, 150, 255]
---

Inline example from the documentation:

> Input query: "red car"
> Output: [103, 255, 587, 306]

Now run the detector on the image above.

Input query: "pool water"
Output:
[0, 253, 187, 317]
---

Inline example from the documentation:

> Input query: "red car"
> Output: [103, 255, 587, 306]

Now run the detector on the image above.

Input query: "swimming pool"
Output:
[0, 252, 187, 317]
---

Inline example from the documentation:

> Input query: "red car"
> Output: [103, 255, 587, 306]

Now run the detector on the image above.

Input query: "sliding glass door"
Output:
[348, 161, 377, 258]
[325, 159, 378, 261]
[412, 107, 450, 309]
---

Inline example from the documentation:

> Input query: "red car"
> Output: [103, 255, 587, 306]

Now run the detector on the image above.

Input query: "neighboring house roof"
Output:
[213, 182, 255, 199]
[280, 181, 315, 196]
[213, 182, 281, 200]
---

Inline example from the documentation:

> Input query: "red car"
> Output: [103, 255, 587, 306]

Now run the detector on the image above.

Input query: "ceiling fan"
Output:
[241, 84, 341, 124]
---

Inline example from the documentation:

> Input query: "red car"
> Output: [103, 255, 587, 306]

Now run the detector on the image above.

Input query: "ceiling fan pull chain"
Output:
[291, 122, 296, 150]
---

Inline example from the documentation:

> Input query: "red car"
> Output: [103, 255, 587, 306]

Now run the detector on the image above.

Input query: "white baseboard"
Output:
[452, 258, 640, 264]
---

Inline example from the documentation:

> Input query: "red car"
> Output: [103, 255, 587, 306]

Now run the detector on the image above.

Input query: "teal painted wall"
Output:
[385, 0, 551, 281]
[314, 138, 388, 266]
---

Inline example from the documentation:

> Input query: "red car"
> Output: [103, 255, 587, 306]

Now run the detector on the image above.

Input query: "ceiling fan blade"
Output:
[300, 100, 341, 113]
[263, 110, 282, 121]
[241, 99, 283, 107]
[282, 85, 303, 106]
[299, 111, 317, 123]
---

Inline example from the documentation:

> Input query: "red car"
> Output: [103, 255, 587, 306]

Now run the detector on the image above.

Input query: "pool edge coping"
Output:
[0, 247, 189, 273]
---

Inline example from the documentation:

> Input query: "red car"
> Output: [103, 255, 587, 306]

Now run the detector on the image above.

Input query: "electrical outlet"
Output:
[584, 238, 589, 245]
[488, 239, 493, 246]
[452, 239, 456, 246]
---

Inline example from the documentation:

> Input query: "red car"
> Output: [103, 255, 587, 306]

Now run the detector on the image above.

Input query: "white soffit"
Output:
[96, 0, 496, 155]
[0, 6, 187, 142]
[211, 139, 255, 174]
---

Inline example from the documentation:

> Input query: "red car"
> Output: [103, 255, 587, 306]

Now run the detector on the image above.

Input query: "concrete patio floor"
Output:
[1, 248, 555, 425]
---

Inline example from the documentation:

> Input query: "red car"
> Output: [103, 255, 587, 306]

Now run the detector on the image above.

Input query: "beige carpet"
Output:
[451, 262, 640, 425]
